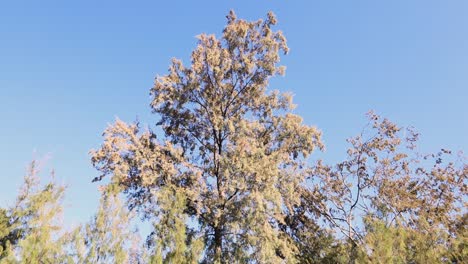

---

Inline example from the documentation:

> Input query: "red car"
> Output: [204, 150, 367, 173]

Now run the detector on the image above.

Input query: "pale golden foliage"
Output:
[310, 111, 467, 262]
[92, 11, 323, 263]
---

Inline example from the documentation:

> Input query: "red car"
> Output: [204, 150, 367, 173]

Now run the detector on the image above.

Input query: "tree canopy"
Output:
[91, 10, 323, 263]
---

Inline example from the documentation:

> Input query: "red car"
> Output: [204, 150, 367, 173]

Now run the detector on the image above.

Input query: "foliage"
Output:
[310, 111, 467, 263]
[0, 11, 466, 264]
[67, 190, 142, 264]
[91, 10, 322, 263]
[0, 161, 68, 264]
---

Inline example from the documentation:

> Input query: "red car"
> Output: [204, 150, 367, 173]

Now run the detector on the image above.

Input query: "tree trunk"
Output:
[214, 225, 224, 263]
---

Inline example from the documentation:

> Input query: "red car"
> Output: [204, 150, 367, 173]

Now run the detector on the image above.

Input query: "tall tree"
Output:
[91, 10, 323, 263]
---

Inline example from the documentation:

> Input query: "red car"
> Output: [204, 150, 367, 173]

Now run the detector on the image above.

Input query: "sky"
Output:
[0, 0, 467, 226]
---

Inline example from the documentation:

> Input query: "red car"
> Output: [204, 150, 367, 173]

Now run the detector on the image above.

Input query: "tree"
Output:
[310, 112, 467, 263]
[0, 207, 23, 259]
[68, 189, 143, 264]
[0, 161, 68, 264]
[91, 10, 323, 263]
[147, 186, 203, 264]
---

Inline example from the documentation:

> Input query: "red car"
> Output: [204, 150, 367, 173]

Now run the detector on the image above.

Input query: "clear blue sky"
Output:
[1, 0, 467, 226]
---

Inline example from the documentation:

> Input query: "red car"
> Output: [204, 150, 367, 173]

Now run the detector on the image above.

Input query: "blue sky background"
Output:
[1, 0, 467, 226]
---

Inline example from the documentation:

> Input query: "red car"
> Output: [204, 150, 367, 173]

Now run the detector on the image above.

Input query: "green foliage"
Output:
[354, 217, 468, 264]
[148, 186, 203, 263]
[68, 191, 143, 264]
[0, 161, 68, 263]
[0, 208, 21, 259]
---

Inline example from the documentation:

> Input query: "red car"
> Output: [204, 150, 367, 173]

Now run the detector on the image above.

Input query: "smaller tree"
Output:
[147, 186, 203, 264]
[0, 161, 68, 263]
[310, 111, 467, 262]
[68, 188, 142, 264]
